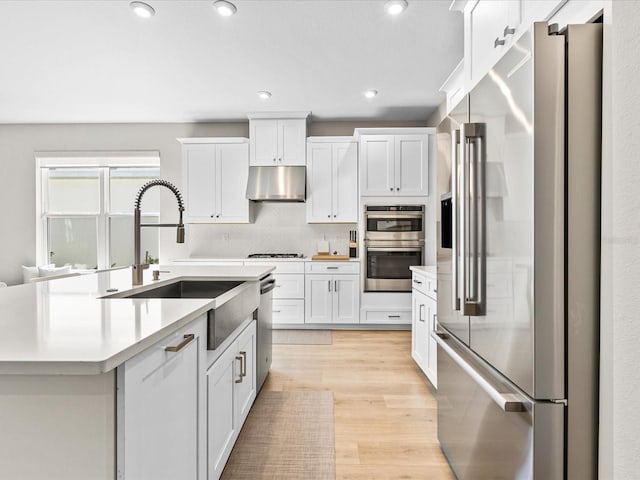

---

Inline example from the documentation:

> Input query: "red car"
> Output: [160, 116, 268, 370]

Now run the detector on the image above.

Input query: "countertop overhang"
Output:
[0, 265, 273, 376]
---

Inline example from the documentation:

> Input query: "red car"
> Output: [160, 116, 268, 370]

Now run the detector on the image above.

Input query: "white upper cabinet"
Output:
[179, 138, 251, 223]
[357, 130, 429, 197]
[248, 112, 309, 165]
[306, 137, 358, 223]
[462, 0, 571, 91]
[465, 0, 522, 90]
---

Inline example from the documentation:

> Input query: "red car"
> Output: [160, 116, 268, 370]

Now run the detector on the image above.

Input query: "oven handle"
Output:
[365, 213, 424, 219]
[366, 247, 424, 252]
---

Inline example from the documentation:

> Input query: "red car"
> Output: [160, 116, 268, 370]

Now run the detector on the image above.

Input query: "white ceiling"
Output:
[0, 0, 463, 124]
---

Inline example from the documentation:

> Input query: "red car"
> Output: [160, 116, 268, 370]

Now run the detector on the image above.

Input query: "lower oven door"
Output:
[364, 242, 423, 292]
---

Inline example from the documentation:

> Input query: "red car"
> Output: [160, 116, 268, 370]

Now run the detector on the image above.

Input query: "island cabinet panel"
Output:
[117, 315, 207, 480]
[207, 320, 257, 480]
[207, 338, 239, 480]
[0, 372, 116, 480]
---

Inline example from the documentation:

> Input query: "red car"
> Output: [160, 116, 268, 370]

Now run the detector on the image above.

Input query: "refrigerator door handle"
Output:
[461, 123, 486, 316]
[452, 129, 461, 312]
[433, 331, 525, 412]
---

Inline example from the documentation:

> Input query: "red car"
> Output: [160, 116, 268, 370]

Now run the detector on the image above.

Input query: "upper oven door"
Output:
[365, 213, 424, 241]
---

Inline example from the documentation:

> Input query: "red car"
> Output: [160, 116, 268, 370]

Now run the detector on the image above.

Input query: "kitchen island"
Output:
[0, 264, 273, 480]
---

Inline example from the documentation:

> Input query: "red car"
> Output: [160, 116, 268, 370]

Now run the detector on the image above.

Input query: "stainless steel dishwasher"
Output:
[256, 274, 275, 391]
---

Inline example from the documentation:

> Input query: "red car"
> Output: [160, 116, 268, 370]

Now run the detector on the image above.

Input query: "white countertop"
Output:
[0, 265, 273, 376]
[409, 265, 437, 276]
[174, 257, 361, 263]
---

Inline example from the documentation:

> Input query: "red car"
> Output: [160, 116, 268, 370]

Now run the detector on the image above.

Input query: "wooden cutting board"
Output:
[311, 254, 350, 261]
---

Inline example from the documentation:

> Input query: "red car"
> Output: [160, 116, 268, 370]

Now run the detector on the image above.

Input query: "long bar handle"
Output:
[419, 304, 425, 322]
[165, 334, 195, 353]
[452, 129, 461, 311]
[432, 331, 525, 412]
[461, 123, 486, 316]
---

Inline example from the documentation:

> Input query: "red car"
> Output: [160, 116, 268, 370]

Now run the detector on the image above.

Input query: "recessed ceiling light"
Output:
[257, 91, 272, 100]
[364, 90, 379, 99]
[130, 1, 155, 18]
[385, 0, 408, 15]
[214, 0, 237, 17]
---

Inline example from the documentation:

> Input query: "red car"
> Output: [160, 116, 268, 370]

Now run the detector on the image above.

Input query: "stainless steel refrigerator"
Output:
[435, 22, 602, 479]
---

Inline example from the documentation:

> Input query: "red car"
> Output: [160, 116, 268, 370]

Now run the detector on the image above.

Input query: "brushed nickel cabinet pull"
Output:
[235, 355, 244, 383]
[165, 334, 195, 353]
[240, 351, 247, 377]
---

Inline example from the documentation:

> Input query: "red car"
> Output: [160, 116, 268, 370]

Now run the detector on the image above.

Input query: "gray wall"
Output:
[0, 120, 425, 285]
[600, 0, 640, 476]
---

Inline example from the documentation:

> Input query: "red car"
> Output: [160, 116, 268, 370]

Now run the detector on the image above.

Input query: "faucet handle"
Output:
[152, 270, 170, 281]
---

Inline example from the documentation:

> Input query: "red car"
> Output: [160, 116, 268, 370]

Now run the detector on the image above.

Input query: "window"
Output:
[36, 152, 161, 270]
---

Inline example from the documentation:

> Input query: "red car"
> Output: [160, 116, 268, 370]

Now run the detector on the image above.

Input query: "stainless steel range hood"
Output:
[245, 165, 306, 202]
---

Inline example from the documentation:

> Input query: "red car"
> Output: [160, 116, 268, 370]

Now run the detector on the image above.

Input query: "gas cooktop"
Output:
[247, 253, 305, 259]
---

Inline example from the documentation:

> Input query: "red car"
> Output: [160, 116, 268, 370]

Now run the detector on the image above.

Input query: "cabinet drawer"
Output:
[362, 309, 411, 325]
[412, 272, 437, 298]
[273, 274, 304, 299]
[244, 260, 305, 274]
[305, 261, 359, 274]
[272, 299, 305, 325]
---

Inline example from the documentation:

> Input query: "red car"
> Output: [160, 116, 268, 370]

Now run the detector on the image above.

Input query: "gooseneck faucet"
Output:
[132, 179, 185, 285]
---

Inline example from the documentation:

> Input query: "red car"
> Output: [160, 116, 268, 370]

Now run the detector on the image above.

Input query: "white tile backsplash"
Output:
[187, 203, 356, 258]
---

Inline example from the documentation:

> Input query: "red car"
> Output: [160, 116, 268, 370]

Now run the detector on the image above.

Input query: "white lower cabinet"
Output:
[117, 313, 257, 480]
[411, 270, 437, 388]
[305, 274, 359, 324]
[207, 320, 256, 480]
[117, 315, 206, 480]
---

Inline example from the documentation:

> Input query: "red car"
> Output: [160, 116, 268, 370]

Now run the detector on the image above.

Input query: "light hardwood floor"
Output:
[262, 330, 455, 480]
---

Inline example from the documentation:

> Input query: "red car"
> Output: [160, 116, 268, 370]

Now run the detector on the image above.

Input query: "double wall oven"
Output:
[364, 205, 425, 292]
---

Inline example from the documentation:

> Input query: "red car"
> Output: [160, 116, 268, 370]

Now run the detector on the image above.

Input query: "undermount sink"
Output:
[123, 280, 243, 299]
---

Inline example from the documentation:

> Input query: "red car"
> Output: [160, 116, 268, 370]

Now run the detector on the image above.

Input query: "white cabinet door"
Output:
[207, 339, 239, 480]
[333, 274, 360, 324]
[279, 118, 306, 165]
[360, 134, 428, 197]
[250, 118, 306, 165]
[466, 0, 521, 89]
[333, 142, 358, 222]
[306, 142, 333, 222]
[411, 290, 428, 374]
[216, 143, 250, 223]
[119, 324, 201, 480]
[425, 295, 437, 388]
[250, 119, 279, 165]
[307, 140, 358, 223]
[234, 321, 256, 426]
[182, 140, 251, 224]
[360, 135, 395, 196]
[395, 135, 429, 195]
[183, 144, 216, 222]
[305, 274, 333, 324]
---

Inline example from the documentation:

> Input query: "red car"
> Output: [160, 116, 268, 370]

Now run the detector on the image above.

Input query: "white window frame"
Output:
[35, 151, 161, 270]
